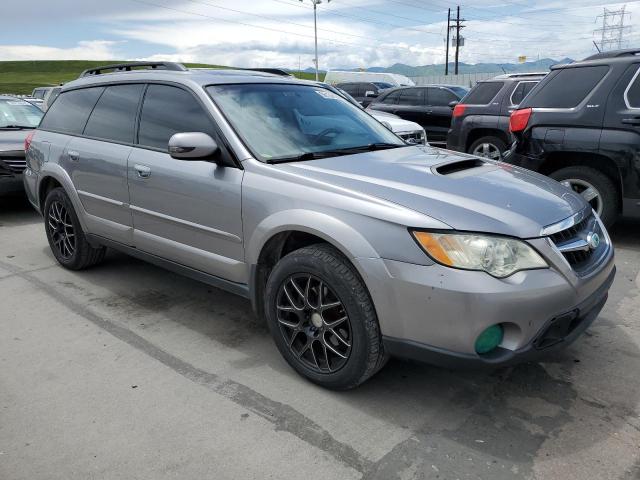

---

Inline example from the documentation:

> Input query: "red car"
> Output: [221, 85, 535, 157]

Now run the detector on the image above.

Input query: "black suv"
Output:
[504, 49, 640, 227]
[446, 73, 546, 159]
[335, 82, 393, 107]
[367, 85, 468, 146]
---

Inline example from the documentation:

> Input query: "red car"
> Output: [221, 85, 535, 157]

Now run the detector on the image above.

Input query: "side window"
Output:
[398, 88, 423, 106]
[462, 82, 504, 105]
[39, 87, 104, 134]
[524, 66, 609, 109]
[354, 84, 365, 97]
[363, 83, 376, 95]
[338, 84, 355, 96]
[381, 90, 401, 104]
[626, 68, 640, 109]
[83, 84, 144, 143]
[510, 81, 539, 105]
[138, 84, 216, 150]
[428, 88, 457, 106]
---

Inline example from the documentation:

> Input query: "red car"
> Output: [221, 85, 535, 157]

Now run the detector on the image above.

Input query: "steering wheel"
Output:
[313, 128, 341, 145]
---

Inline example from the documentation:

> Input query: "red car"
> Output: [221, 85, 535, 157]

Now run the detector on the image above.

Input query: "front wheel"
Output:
[550, 166, 619, 228]
[264, 244, 387, 389]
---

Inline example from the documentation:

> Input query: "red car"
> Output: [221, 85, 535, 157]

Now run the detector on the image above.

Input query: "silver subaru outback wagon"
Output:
[23, 62, 615, 389]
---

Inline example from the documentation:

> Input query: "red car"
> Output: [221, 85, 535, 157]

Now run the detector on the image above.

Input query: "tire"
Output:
[44, 187, 106, 270]
[468, 136, 507, 160]
[550, 166, 619, 228]
[264, 244, 387, 389]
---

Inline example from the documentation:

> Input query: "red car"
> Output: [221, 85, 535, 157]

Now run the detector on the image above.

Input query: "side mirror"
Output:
[365, 90, 378, 98]
[168, 132, 219, 160]
[381, 121, 394, 132]
[448, 100, 459, 108]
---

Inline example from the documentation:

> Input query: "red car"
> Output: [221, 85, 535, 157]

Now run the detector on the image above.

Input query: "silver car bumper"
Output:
[356, 240, 615, 367]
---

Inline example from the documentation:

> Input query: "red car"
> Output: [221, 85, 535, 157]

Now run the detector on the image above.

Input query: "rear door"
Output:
[393, 88, 426, 126]
[602, 62, 640, 207]
[127, 83, 245, 283]
[425, 87, 458, 145]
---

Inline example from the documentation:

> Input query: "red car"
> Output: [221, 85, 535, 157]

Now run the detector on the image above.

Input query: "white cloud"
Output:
[0, 41, 121, 61]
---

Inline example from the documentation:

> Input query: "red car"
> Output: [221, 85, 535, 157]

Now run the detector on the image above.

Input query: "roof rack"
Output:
[79, 62, 187, 78]
[493, 72, 548, 79]
[583, 49, 640, 61]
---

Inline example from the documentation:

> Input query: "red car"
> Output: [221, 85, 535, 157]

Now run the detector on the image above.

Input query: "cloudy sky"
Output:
[0, 0, 638, 69]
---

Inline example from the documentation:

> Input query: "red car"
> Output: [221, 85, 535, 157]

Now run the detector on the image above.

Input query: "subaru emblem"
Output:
[586, 232, 600, 250]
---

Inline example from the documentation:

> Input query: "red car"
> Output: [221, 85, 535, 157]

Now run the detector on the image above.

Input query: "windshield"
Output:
[207, 83, 405, 163]
[0, 99, 43, 128]
[372, 82, 393, 89]
[448, 86, 469, 98]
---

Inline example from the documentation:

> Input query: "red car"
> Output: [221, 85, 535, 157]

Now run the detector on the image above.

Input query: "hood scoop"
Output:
[432, 158, 498, 178]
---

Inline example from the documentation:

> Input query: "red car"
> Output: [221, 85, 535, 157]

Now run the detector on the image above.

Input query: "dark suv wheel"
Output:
[550, 166, 619, 227]
[44, 187, 106, 270]
[264, 244, 387, 389]
[469, 136, 507, 160]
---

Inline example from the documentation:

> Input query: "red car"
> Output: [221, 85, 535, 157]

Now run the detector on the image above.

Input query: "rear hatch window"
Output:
[522, 65, 609, 109]
[461, 82, 504, 105]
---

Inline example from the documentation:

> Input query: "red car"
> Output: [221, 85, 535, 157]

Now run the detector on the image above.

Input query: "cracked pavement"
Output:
[1, 196, 639, 480]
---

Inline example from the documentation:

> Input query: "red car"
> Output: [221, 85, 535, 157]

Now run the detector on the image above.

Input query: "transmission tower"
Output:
[594, 6, 631, 52]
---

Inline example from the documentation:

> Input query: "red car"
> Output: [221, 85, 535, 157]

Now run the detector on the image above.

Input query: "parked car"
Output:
[327, 84, 427, 144]
[367, 85, 468, 146]
[24, 62, 614, 389]
[43, 86, 63, 111]
[0, 96, 44, 194]
[504, 49, 640, 227]
[335, 82, 393, 107]
[31, 86, 52, 100]
[446, 73, 547, 159]
[23, 96, 45, 111]
[324, 70, 414, 87]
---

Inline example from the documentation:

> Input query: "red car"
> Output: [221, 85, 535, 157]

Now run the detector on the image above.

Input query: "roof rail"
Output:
[243, 68, 293, 77]
[583, 49, 640, 61]
[493, 72, 548, 79]
[79, 61, 187, 78]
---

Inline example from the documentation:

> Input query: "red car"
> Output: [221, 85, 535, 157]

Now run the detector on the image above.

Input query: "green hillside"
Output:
[0, 60, 321, 95]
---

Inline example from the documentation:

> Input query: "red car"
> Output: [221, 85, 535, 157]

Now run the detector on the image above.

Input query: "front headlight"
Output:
[411, 231, 548, 278]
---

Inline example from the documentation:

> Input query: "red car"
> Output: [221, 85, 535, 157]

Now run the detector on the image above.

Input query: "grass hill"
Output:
[0, 60, 322, 95]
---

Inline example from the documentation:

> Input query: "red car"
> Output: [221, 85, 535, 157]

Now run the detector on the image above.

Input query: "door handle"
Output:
[622, 117, 640, 125]
[68, 150, 79, 162]
[134, 164, 151, 179]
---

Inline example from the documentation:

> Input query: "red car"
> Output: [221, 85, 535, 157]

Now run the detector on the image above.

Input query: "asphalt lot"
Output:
[1, 194, 639, 480]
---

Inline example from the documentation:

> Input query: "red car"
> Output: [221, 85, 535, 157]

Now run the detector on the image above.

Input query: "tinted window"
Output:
[428, 87, 458, 106]
[510, 81, 538, 105]
[448, 86, 469, 98]
[462, 82, 504, 105]
[40, 87, 104, 134]
[337, 83, 357, 96]
[84, 84, 144, 143]
[380, 90, 401, 104]
[398, 88, 424, 106]
[627, 69, 640, 108]
[524, 66, 608, 109]
[138, 85, 215, 150]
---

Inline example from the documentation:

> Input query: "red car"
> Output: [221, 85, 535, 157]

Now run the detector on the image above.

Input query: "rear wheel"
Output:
[550, 166, 619, 227]
[44, 187, 106, 270]
[468, 136, 507, 160]
[264, 244, 387, 389]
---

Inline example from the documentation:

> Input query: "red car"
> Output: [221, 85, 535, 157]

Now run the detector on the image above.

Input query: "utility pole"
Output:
[453, 6, 465, 75]
[300, 0, 331, 81]
[594, 5, 631, 52]
[445, 8, 451, 75]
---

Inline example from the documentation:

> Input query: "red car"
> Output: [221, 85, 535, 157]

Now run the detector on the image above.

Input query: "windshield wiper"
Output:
[266, 143, 406, 164]
[267, 151, 347, 164]
[0, 125, 34, 129]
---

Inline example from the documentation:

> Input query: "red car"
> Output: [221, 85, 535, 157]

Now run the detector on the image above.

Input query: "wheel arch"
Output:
[247, 210, 380, 319]
[537, 151, 623, 212]
[37, 165, 90, 232]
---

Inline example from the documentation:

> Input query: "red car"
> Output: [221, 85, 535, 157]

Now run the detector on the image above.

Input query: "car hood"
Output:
[0, 129, 32, 153]
[369, 112, 422, 133]
[276, 146, 586, 238]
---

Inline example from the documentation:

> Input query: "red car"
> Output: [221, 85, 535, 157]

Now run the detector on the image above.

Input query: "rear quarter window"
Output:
[626, 68, 640, 108]
[40, 87, 104, 135]
[462, 82, 504, 105]
[523, 66, 609, 109]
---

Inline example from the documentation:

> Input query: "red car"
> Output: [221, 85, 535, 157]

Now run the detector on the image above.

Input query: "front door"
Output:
[127, 84, 245, 283]
[426, 87, 458, 145]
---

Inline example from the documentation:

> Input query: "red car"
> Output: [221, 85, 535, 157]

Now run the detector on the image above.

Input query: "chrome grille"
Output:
[548, 212, 607, 275]
[0, 154, 26, 174]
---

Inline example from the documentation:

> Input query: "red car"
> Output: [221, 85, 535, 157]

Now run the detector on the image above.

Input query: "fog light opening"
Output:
[475, 324, 504, 355]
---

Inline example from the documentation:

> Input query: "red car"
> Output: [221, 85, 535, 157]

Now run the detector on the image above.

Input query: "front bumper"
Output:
[0, 174, 25, 195]
[356, 241, 615, 367]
